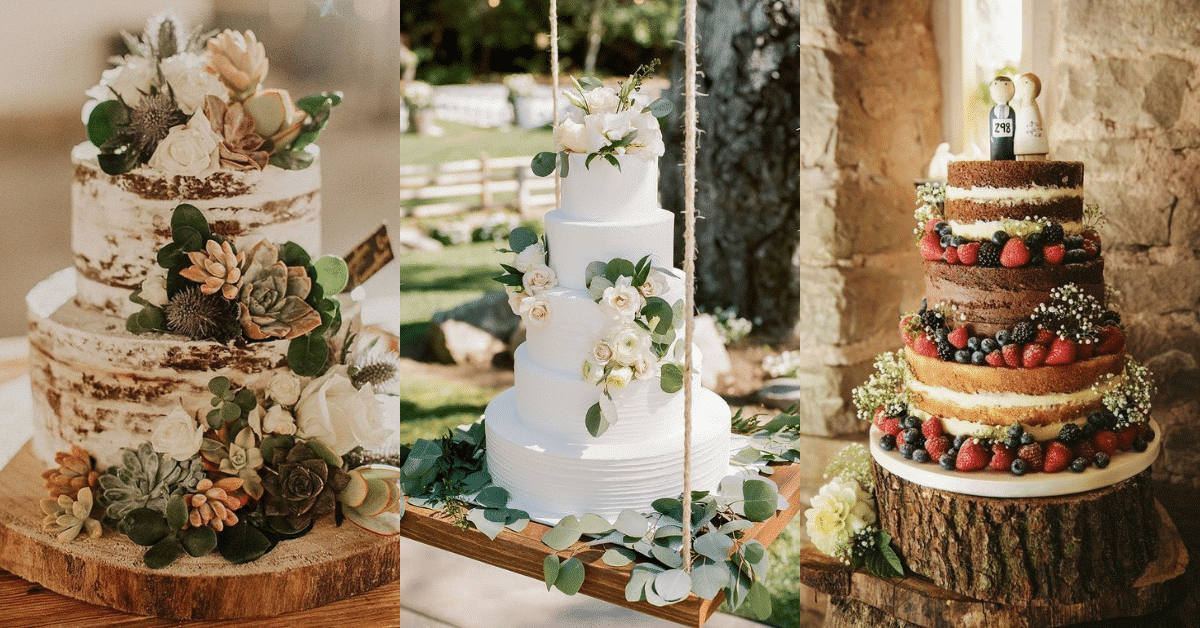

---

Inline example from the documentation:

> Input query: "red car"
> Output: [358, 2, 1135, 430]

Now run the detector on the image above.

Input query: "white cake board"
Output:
[869, 420, 1161, 498]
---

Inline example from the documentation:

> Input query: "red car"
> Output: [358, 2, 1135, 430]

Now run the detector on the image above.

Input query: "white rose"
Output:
[600, 109, 637, 142]
[600, 276, 644, 321]
[639, 270, 668, 299]
[522, 264, 557, 295]
[611, 326, 650, 366]
[605, 366, 633, 391]
[150, 406, 204, 462]
[266, 372, 303, 406]
[587, 276, 614, 301]
[161, 52, 230, 115]
[262, 404, 298, 435]
[582, 114, 614, 153]
[584, 86, 620, 114]
[627, 110, 666, 159]
[581, 359, 604, 384]
[512, 242, 545, 273]
[85, 56, 156, 111]
[140, 266, 169, 307]
[591, 340, 614, 366]
[631, 351, 657, 377]
[554, 117, 591, 154]
[147, 110, 222, 177]
[294, 366, 394, 455]
[506, 286, 525, 315]
[518, 296, 551, 328]
[804, 477, 877, 559]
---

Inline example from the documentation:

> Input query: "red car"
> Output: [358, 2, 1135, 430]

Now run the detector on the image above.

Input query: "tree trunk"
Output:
[659, 0, 800, 337]
[584, 0, 606, 76]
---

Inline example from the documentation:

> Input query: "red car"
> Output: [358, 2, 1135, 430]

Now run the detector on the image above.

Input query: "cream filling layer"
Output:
[948, 219, 1085, 240]
[907, 408, 1076, 441]
[906, 374, 1122, 409]
[945, 186, 1083, 204]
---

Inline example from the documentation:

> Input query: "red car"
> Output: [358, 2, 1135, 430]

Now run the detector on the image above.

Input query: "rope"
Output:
[549, 0, 561, 207]
[680, 0, 698, 573]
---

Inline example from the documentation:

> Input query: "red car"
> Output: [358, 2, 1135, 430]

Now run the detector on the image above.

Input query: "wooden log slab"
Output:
[0, 441, 401, 620]
[872, 461, 1160, 605]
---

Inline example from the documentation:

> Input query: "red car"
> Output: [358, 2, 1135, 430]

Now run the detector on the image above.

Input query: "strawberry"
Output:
[1035, 328, 1056, 345]
[958, 242, 980, 265]
[1083, 240, 1099, 258]
[1093, 430, 1118, 456]
[948, 327, 969, 349]
[1023, 343, 1048, 368]
[920, 232, 943, 261]
[1117, 425, 1139, 451]
[1043, 243, 1066, 265]
[924, 218, 941, 232]
[912, 332, 939, 358]
[1044, 441, 1073, 473]
[1076, 339, 1095, 359]
[985, 350, 1004, 367]
[1094, 325, 1125, 355]
[925, 436, 950, 460]
[898, 314, 918, 345]
[990, 443, 1016, 470]
[1044, 336, 1076, 365]
[1000, 238, 1031, 268]
[1018, 443, 1045, 472]
[881, 417, 903, 437]
[1075, 440, 1098, 460]
[955, 439, 990, 471]
[1001, 343, 1023, 368]
[873, 407, 888, 430]
[921, 416, 944, 440]
[943, 246, 959, 264]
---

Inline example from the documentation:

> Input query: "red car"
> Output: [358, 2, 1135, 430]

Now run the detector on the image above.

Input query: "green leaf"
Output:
[123, 508, 171, 546]
[736, 540, 770, 580]
[579, 76, 604, 90]
[652, 498, 682, 522]
[641, 297, 674, 334]
[270, 149, 316, 170]
[577, 513, 613, 535]
[179, 526, 218, 557]
[600, 546, 636, 567]
[170, 204, 211, 242]
[614, 510, 649, 538]
[144, 537, 182, 569]
[659, 363, 683, 394]
[694, 531, 734, 561]
[633, 256, 651, 286]
[97, 143, 140, 175]
[259, 434, 295, 463]
[689, 562, 729, 600]
[742, 479, 779, 522]
[220, 400, 241, 423]
[744, 581, 773, 620]
[165, 495, 188, 531]
[475, 486, 510, 509]
[604, 153, 621, 170]
[531, 151, 557, 177]
[155, 241, 185, 271]
[585, 402, 609, 438]
[541, 515, 582, 551]
[279, 241, 313, 268]
[653, 569, 692, 603]
[87, 100, 129, 147]
[558, 151, 570, 178]
[542, 554, 560, 590]
[306, 439, 343, 468]
[314, 255, 349, 295]
[288, 331, 330, 377]
[554, 557, 586, 595]
[585, 152, 599, 169]
[508, 227, 539, 253]
[647, 97, 674, 118]
[126, 306, 166, 334]
[217, 520, 273, 564]
[296, 90, 343, 115]
[604, 258, 636, 282]
[233, 388, 257, 413]
[465, 507, 505, 540]
[493, 273, 524, 287]
[878, 530, 904, 576]
[651, 544, 683, 568]
[625, 568, 655, 602]
[208, 376, 231, 396]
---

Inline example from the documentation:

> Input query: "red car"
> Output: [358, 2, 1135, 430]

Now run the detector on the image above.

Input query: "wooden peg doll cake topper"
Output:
[1014, 72, 1048, 161]
[988, 76, 1016, 160]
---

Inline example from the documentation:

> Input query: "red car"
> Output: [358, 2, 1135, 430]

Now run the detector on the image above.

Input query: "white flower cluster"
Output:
[504, 241, 557, 329]
[581, 269, 673, 395]
[804, 476, 877, 562]
[553, 85, 664, 160]
[762, 349, 805, 379]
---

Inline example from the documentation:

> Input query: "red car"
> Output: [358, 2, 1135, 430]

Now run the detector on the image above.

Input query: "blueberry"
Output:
[902, 415, 921, 430]
[1004, 436, 1022, 452]
[954, 434, 969, 448]
[899, 443, 916, 459]
[1020, 432, 1036, 446]
[1080, 423, 1097, 440]
[939, 453, 956, 470]
[955, 349, 971, 363]
[1065, 249, 1089, 264]
[1132, 435, 1148, 452]
[913, 449, 931, 464]
[995, 330, 1010, 346]
[1007, 423, 1024, 438]
[1101, 310, 1121, 325]
[940, 234, 954, 248]
[903, 428, 923, 445]
[1010, 458, 1028, 476]
[981, 338, 998, 353]
[1146, 427, 1156, 442]
[967, 336, 980, 351]
[991, 230, 1009, 246]
[1070, 457, 1089, 473]
[1064, 234, 1084, 249]
[1026, 232, 1044, 249]
[879, 434, 896, 451]
[935, 221, 950, 235]
[1094, 452, 1111, 468]
[1058, 424, 1083, 446]
[951, 235, 967, 247]
[971, 351, 987, 365]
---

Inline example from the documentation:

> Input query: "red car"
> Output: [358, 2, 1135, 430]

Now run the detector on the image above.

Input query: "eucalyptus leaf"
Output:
[603, 258, 636, 283]
[558, 151, 569, 178]
[87, 100, 128, 147]
[659, 363, 683, 394]
[694, 531, 734, 561]
[314, 255, 350, 295]
[508, 227, 539, 254]
[503, 509, 530, 532]
[233, 388, 257, 413]
[647, 97, 674, 118]
[288, 331, 330, 376]
[208, 376, 231, 396]
[270, 149, 316, 170]
[725, 564, 754, 610]
[653, 525, 682, 540]
[554, 557, 586, 595]
[97, 143, 140, 175]
[653, 569, 693, 603]
[542, 554, 560, 590]
[651, 544, 683, 568]
[689, 562, 729, 600]
[652, 497, 682, 521]
[583, 529, 627, 547]
[732, 446, 762, 465]
[465, 507, 505, 540]
[577, 513, 614, 535]
[144, 537, 182, 569]
[613, 510, 648, 538]
[583, 261, 609, 285]
[173, 226, 204, 252]
[717, 519, 755, 535]
[474, 485, 510, 509]
[531, 151, 557, 177]
[180, 525, 218, 557]
[170, 204, 211, 242]
[585, 402, 609, 438]
[744, 581, 773, 619]
[600, 546, 636, 567]
[625, 568, 655, 602]
[742, 479, 779, 522]
[541, 515, 582, 551]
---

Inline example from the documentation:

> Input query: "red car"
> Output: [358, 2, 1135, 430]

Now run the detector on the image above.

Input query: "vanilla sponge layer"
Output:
[544, 208, 674, 290]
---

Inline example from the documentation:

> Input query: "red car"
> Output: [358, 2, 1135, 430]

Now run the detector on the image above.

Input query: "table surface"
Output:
[0, 337, 403, 628]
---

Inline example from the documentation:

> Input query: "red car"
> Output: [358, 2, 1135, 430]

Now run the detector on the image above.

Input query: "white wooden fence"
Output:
[400, 155, 557, 218]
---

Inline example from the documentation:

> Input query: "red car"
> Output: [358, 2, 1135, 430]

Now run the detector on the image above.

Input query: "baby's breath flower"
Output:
[851, 351, 910, 420]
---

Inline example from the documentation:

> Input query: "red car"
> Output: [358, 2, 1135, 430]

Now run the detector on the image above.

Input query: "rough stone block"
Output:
[1107, 250, 1200, 314]
[1154, 400, 1200, 480]
[1143, 55, 1195, 129]
[430, 290, 521, 342]
[1090, 180, 1172, 247]
[427, 319, 507, 367]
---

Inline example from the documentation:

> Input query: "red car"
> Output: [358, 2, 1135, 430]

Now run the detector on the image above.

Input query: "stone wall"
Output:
[797, 0, 940, 434]
[1048, 0, 1200, 490]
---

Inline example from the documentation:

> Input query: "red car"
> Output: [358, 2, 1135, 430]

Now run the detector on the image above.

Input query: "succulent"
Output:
[98, 442, 205, 522]
[236, 239, 323, 340]
[184, 477, 244, 531]
[165, 287, 242, 342]
[40, 487, 103, 543]
[338, 465, 403, 536]
[206, 29, 269, 100]
[41, 445, 100, 499]
[200, 427, 265, 499]
[180, 239, 245, 300]
[262, 441, 349, 530]
[205, 96, 269, 170]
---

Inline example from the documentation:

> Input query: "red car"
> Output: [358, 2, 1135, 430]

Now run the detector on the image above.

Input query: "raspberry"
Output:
[958, 241, 980, 265]
[944, 246, 960, 264]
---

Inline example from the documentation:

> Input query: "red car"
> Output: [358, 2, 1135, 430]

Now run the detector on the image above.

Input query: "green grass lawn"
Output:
[400, 240, 504, 325]
[399, 376, 497, 444]
[400, 121, 552, 165]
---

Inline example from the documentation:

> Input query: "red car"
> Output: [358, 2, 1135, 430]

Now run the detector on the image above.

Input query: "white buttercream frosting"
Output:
[559, 153, 659, 222]
[948, 220, 1085, 240]
[545, 208, 675, 290]
[945, 185, 1082, 204]
[906, 374, 1122, 410]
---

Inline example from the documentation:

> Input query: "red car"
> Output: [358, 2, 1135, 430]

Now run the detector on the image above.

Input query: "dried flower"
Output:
[206, 29, 269, 100]
[181, 239, 244, 299]
[204, 95, 269, 171]
[235, 239, 322, 340]
[349, 347, 400, 393]
[183, 477, 244, 531]
[41, 446, 100, 499]
[164, 287, 243, 342]
[127, 91, 188, 157]
[41, 487, 103, 543]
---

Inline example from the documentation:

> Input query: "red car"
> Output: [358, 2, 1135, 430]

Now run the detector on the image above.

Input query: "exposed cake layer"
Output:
[485, 387, 732, 521]
[71, 143, 322, 317]
[544, 208, 674, 290]
[559, 154, 659, 222]
[924, 259, 1105, 334]
[28, 268, 359, 467]
[945, 160, 1083, 223]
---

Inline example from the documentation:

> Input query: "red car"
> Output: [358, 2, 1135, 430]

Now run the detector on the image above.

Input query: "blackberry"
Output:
[955, 349, 971, 363]
[981, 338, 998, 353]
[971, 351, 987, 365]
[950, 235, 967, 247]
[1101, 310, 1121, 325]
[995, 329, 1010, 346]
[1146, 426, 1156, 442]
[1011, 321, 1036, 344]
[991, 230, 1009, 246]
[967, 336, 980, 351]
[879, 434, 896, 451]
[1094, 452, 1111, 468]
[1042, 222, 1065, 244]
[939, 453, 956, 469]
[1026, 232, 1044, 250]
[1028, 250, 1044, 266]
[1065, 249, 1089, 264]
[936, 342, 955, 361]
[1064, 234, 1085, 249]
[913, 449, 931, 464]
[920, 310, 944, 332]
[1058, 424, 1084, 446]
[1010, 458, 1028, 476]
[903, 427, 923, 445]
[1132, 435, 1149, 452]
[978, 241, 1001, 267]
[1007, 424, 1024, 438]
[1080, 423, 1097, 440]
[1020, 432, 1036, 446]
[1069, 457, 1089, 473]
[899, 443, 916, 459]
[940, 233, 954, 248]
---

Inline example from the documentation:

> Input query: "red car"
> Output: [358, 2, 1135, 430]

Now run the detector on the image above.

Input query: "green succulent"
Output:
[262, 440, 349, 531]
[98, 442, 205, 522]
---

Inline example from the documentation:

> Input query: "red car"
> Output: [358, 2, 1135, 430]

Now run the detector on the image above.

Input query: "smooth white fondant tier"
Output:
[71, 142, 322, 317]
[545, 208, 675, 290]
[559, 153, 659, 222]
[485, 387, 732, 521]
[27, 268, 359, 467]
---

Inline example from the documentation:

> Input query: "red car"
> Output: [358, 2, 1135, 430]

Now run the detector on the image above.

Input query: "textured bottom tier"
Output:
[484, 387, 732, 522]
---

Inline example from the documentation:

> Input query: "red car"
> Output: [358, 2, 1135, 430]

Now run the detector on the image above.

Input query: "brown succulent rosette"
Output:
[261, 442, 350, 530]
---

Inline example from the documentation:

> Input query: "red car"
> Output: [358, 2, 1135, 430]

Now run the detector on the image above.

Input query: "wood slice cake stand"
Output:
[0, 440, 401, 620]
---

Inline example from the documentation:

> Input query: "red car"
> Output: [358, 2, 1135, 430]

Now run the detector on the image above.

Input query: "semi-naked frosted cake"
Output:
[484, 77, 731, 520]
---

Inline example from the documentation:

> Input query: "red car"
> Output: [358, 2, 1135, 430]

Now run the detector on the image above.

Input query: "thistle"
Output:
[349, 347, 399, 393]
[165, 288, 242, 342]
[126, 91, 186, 157]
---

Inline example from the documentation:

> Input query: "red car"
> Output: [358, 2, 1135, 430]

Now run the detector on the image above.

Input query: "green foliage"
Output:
[205, 376, 258, 429]
[87, 100, 129, 147]
[314, 255, 350, 295]
[584, 402, 609, 437]
[531, 151, 558, 177]
[659, 363, 683, 394]
[217, 519, 273, 564]
[287, 331, 330, 377]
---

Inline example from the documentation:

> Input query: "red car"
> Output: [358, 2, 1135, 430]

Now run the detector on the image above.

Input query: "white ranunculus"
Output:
[265, 372, 303, 407]
[600, 109, 637, 142]
[512, 242, 545, 273]
[581, 114, 614, 153]
[147, 110, 222, 177]
[584, 87, 620, 115]
[505, 286, 524, 315]
[605, 365, 633, 391]
[627, 110, 666, 159]
[639, 270, 668, 299]
[587, 276, 614, 302]
[161, 52, 230, 115]
[294, 366, 393, 455]
[804, 477, 876, 559]
[581, 359, 604, 384]
[140, 266, 169, 307]
[631, 350, 658, 377]
[262, 404, 298, 435]
[600, 276, 644, 321]
[150, 406, 204, 462]
[84, 56, 156, 112]
[518, 296, 551, 328]
[611, 326, 650, 366]
[591, 340, 614, 366]
[554, 117, 590, 154]
[522, 264, 557, 295]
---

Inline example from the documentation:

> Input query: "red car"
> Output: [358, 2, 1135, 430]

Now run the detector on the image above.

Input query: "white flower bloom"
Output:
[584, 86, 620, 114]
[265, 372, 303, 406]
[587, 276, 614, 301]
[294, 366, 393, 455]
[639, 270, 668, 299]
[512, 242, 545, 273]
[521, 264, 557, 295]
[506, 285, 525, 315]
[605, 366, 633, 391]
[85, 56, 156, 112]
[804, 477, 876, 559]
[262, 404, 298, 435]
[161, 52, 229, 115]
[147, 110, 222, 177]
[518, 295, 551, 328]
[140, 266, 169, 307]
[591, 340, 614, 366]
[150, 406, 204, 462]
[627, 110, 666, 159]
[581, 359, 604, 384]
[554, 117, 591, 154]
[599, 109, 637, 142]
[599, 276, 644, 321]
[610, 326, 650, 366]
[581, 114, 614, 153]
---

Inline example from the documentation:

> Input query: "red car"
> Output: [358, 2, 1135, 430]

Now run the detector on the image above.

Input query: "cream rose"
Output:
[554, 117, 590, 154]
[521, 264, 557, 295]
[627, 109, 666, 159]
[582, 114, 615, 153]
[584, 86, 620, 114]
[148, 110, 222, 177]
[599, 109, 637, 143]
[150, 406, 204, 462]
[581, 359, 604, 384]
[591, 340, 614, 366]
[265, 372, 303, 406]
[140, 266, 169, 307]
[294, 366, 393, 455]
[639, 270, 668, 299]
[506, 286, 525, 315]
[262, 404, 298, 435]
[512, 242, 545, 273]
[804, 477, 876, 559]
[161, 52, 229, 115]
[605, 366, 633, 391]
[600, 276, 644, 321]
[610, 326, 650, 366]
[518, 296, 551, 328]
